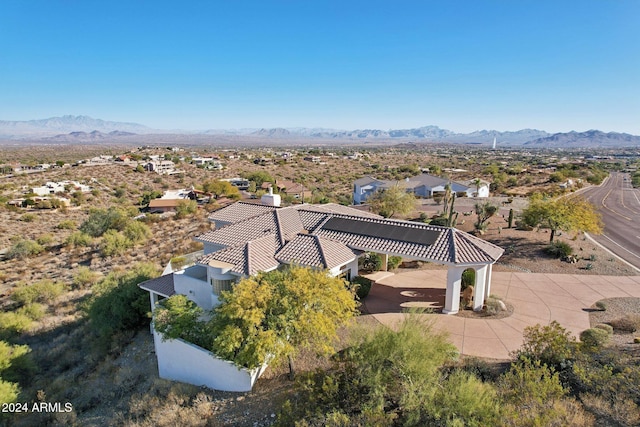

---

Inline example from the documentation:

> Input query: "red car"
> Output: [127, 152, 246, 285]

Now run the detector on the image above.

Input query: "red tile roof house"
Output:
[139, 201, 503, 391]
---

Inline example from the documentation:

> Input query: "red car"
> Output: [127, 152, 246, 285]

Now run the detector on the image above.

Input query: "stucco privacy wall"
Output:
[153, 331, 267, 392]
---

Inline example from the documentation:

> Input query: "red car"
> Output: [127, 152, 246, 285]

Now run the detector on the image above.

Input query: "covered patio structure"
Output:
[314, 216, 504, 314]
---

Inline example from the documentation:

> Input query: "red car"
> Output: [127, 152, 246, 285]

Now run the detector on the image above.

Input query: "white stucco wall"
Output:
[153, 331, 267, 392]
[173, 271, 214, 310]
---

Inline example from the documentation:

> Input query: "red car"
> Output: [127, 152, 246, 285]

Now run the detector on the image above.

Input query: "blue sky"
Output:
[1, 1, 639, 133]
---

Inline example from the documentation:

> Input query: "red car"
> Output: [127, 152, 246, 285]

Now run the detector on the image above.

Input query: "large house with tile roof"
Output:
[140, 201, 503, 315]
[138, 200, 504, 391]
[353, 173, 488, 205]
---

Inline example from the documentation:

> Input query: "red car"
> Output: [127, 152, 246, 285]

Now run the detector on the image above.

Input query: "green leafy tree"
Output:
[368, 184, 416, 218]
[209, 267, 358, 375]
[522, 194, 603, 242]
[139, 190, 162, 207]
[80, 208, 130, 237]
[86, 263, 158, 352]
[201, 180, 241, 200]
[153, 295, 211, 347]
[245, 171, 274, 188]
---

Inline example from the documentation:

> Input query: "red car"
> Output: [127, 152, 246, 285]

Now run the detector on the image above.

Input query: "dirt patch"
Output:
[589, 297, 640, 349]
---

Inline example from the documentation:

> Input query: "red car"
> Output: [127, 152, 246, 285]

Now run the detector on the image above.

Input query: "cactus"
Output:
[508, 208, 514, 228]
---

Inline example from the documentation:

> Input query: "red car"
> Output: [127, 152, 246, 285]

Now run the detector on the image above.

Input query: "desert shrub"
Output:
[515, 321, 577, 369]
[485, 296, 504, 315]
[278, 314, 469, 426]
[56, 220, 76, 230]
[11, 280, 65, 305]
[429, 216, 449, 226]
[498, 358, 593, 427]
[36, 233, 54, 246]
[86, 263, 158, 353]
[123, 220, 151, 242]
[17, 303, 46, 321]
[0, 311, 33, 338]
[359, 252, 382, 271]
[6, 239, 44, 259]
[80, 208, 130, 237]
[72, 266, 98, 288]
[594, 300, 607, 311]
[546, 241, 573, 258]
[169, 256, 187, 271]
[0, 379, 19, 405]
[580, 328, 610, 350]
[100, 230, 133, 257]
[593, 323, 613, 334]
[351, 276, 373, 299]
[462, 269, 475, 289]
[65, 231, 93, 247]
[608, 314, 640, 333]
[175, 200, 198, 219]
[0, 341, 34, 405]
[0, 341, 35, 384]
[19, 213, 36, 222]
[387, 255, 402, 270]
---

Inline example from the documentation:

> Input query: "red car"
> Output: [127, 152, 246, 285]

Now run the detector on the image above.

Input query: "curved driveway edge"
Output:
[363, 270, 640, 360]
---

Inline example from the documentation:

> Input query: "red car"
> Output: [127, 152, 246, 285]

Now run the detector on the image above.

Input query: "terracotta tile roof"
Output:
[197, 210, 287, 247]
[275, 234, 358, 269]
[199, 201, 503, 268]
[148, 199, 182, 208]
[207, 201, 277, 225]
[196, 235, 280, 276]
[297, 203, 382, 219]
[138, 273, 176, 297]
[314, 214, 504, 265]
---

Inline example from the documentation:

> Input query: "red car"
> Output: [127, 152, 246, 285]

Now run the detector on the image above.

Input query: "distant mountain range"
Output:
[1, 115, 639, 148]
[0, 115, 152, 138]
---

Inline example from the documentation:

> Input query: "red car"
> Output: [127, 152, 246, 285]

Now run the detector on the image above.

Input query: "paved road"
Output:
[581, 172, 640, 270]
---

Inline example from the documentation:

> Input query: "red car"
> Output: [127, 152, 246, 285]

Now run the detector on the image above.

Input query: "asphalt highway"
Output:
[581, 172, 640, 270]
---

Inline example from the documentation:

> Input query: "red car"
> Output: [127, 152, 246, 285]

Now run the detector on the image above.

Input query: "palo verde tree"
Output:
[521, 194, 603, 242]
[209, 266, 358, 377]
[201, 179, 240, 201]
[368, 184, 416, 218]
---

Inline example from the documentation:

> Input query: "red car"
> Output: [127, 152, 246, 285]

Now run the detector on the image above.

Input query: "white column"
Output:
[149, 292, 159, 312]
[443, 267, 464, 314]
[485, 263, 493, 298]
[473, 265, 488, 311]
[380, 253, 389, 271]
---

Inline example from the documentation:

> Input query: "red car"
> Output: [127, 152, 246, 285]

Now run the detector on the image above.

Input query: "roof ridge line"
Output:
[244, 240, 252, 276]
[315, 235, 329, 268]
[454, 228, 502, 261]
[273, 210, 286, 246]
[448, 228, 459, 264]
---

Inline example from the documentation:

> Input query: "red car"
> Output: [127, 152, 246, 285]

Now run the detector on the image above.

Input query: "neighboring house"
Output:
[31, 180, 92, 196]
[462, 179, 491, 198]
[144, 160, 178, 175]
[275, 180, 312, 200]
[148, 199, 182, 213]
[353, 173, 482, 205]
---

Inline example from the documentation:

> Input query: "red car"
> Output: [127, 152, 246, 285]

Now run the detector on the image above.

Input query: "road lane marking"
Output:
[601, 189, 633, 221]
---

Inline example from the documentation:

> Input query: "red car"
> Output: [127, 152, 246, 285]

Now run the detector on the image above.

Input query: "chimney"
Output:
[261, 185, 281, 207]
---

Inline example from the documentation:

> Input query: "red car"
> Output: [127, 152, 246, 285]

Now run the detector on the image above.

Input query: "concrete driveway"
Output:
[363, 270, 640, 360]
